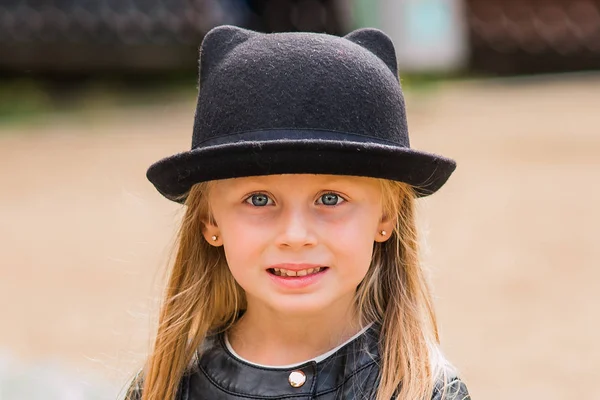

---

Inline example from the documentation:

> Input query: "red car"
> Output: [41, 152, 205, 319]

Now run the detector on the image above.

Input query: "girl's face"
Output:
[204, 174, 393, 315]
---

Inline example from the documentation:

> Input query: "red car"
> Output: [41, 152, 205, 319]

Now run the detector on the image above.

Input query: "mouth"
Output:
[267, 266, 329, 277]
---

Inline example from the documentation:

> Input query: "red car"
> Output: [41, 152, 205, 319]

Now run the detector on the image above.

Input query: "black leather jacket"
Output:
[132, 324, 470, 399]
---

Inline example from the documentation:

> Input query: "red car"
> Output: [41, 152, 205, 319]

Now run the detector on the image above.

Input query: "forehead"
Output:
[212, 174, 379, 189]
[209, 174, 381, 195]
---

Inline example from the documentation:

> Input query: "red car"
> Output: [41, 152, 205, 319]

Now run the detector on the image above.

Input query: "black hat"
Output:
[147, 25, 456, 202]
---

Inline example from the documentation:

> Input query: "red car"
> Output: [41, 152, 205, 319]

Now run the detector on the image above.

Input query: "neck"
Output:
[228, 294, 362, 366]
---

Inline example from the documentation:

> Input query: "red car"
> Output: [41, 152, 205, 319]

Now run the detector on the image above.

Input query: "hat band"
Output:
[193, 129, 408, 149]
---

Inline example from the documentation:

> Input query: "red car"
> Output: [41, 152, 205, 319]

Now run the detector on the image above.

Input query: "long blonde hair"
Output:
[130, 178, 448, 400]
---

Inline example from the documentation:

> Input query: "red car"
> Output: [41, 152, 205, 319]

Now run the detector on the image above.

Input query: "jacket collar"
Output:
[194, 323, 381, 397]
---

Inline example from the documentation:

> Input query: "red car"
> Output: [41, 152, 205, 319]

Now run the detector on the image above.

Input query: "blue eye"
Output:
[318, 193, 344, 206]
[246, 193, 272, 206]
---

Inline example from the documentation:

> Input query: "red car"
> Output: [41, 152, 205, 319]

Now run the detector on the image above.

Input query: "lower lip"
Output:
[267, 268, 328, 289]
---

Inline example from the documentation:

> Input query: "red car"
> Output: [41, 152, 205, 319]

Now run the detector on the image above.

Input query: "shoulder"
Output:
[122, 371, 143, 400]
[431, 368, 471, 400]
[121, 371, 193, 400]
[123, 336, 217, 400]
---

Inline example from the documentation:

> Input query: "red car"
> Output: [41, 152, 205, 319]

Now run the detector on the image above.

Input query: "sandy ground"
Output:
[1, 75, 599, 399]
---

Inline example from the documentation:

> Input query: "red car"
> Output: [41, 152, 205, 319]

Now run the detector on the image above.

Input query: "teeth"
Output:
[271, 267, 323, 277]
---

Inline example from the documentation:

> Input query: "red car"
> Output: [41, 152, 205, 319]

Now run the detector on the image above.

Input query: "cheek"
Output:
[220, 216, 268, 276]
[326, 215, 377, 273]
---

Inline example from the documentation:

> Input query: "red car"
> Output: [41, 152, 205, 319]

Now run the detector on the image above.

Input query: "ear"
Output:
[374, 215, 396, 243]
[201, 216, 222, 247]
[344, 28, 398, 79]
[199, 25, 255, 85]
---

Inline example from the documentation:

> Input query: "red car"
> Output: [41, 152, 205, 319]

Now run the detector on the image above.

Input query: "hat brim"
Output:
[147, 136, 456, 203]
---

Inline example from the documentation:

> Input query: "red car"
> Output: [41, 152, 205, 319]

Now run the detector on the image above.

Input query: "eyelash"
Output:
[316, 192, 346, 206]
[244, 192, 274, 207]
[243, 192, 347, 207]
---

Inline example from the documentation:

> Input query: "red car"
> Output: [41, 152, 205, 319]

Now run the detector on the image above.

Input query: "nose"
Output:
[275, 207, 317, 249]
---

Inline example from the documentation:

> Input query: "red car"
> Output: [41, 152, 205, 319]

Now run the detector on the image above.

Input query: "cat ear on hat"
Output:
[199, 25, 255, 85]
[344, 28, 399, 80]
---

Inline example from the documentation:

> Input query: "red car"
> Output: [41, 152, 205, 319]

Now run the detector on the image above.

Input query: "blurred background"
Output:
[1, 0, 599, 399]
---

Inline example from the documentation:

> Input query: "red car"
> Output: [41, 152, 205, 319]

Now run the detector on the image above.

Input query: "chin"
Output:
[264, 292, 352, 316]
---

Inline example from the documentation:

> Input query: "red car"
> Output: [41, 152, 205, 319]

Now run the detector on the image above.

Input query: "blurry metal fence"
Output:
[2, 0, 599, 75]
[0, 0, 351, 73]
[467, 0, 600, 74]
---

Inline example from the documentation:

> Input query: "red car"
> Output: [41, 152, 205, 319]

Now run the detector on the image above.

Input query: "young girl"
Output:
[129, 25, 470, 400]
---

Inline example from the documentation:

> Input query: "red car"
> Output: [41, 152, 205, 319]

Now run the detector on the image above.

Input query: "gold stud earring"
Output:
[380, 230, 387, 236]
[211, 235, 218, 241]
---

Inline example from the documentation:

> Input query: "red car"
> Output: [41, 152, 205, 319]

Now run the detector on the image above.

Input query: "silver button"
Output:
[288, 370, 306, 387]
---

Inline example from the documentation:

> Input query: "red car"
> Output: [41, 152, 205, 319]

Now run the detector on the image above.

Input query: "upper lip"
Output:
[267, 263, 324, 271]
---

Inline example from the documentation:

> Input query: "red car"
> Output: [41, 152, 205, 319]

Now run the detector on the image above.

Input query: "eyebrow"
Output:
[218, 175, 369, 195]
[237, 175, 357, 184]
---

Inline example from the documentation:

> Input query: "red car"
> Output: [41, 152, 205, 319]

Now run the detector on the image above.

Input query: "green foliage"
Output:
[0, 74, 197, 126]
